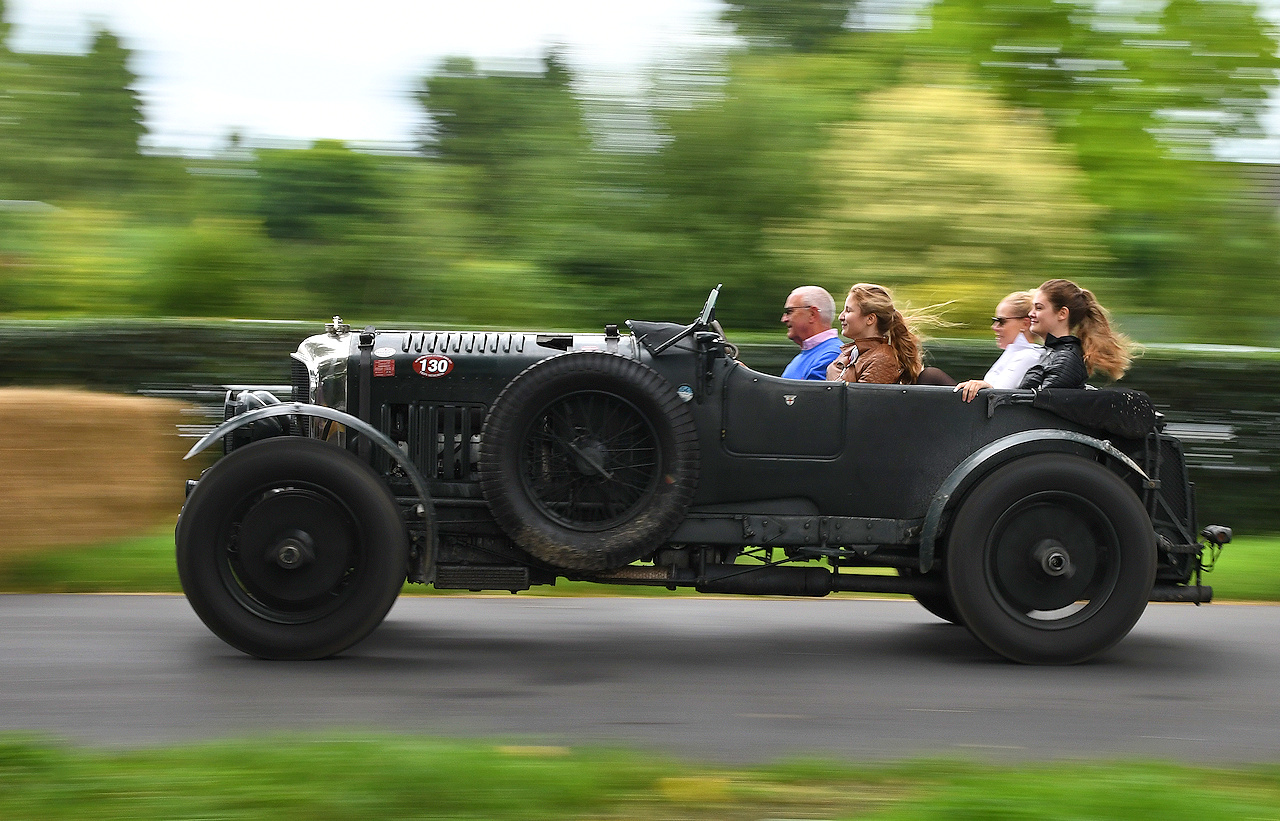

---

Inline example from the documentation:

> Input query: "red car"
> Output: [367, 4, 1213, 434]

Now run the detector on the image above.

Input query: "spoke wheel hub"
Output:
[987, 492, 1118, 625]
[230, 488, 359, 612]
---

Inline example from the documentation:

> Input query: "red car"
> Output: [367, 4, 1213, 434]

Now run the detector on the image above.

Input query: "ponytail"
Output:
[1076, 294, 1131, 381]
[1038, 279, 1132, 381]
[886, 309, 923, 383]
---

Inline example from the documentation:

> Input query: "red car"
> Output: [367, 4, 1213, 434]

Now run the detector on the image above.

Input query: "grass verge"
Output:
[0, 529, 1275, 601]
[1, 734, 1278, 821]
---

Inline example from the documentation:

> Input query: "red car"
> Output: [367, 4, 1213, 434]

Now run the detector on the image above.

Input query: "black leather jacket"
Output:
[1019, 334, 1087, 390]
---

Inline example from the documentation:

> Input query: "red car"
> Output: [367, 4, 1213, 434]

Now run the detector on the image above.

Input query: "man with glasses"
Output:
[780, 286, 842, 380]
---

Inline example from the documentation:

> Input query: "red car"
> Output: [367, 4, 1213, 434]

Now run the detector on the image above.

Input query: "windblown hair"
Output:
[847, 283, 926, 383]
[1037, 279, 1132, 381]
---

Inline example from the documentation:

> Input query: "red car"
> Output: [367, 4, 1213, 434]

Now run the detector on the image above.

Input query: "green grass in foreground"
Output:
[0, 734, 1278, 821]
[1, 529, 1277, 601]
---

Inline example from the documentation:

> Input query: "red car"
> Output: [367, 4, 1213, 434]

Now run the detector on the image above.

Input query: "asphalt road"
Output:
[2, 594, 1278, 763]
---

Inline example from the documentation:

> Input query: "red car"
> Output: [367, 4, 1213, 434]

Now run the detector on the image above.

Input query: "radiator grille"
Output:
[290, 359, 310, 403]
[409, 403, 486, 481]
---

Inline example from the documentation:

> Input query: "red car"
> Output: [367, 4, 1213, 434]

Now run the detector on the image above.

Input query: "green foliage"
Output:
[1, 737, 1280, 821]
[252, 140, 428, 316]
[632, 66, 836, 325]
[773, 69, 1109, 323]
[1, 0, 1279, 341]
[13, 206, 155, 315]
[256, 139, 387, 241]
[919, 0, 1280, 315]
[145, 219, 270, 317]
[723, 0, 858, 51]
[0, 25, 143, 201]
[74, 30, 145, 163]
[417, 52, 589, 246]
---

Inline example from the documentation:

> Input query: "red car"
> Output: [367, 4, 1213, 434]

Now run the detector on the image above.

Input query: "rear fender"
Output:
[919, 429, 1149, 573]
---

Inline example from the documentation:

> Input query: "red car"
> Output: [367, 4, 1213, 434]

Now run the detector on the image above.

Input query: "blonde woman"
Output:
[954, 291, 1042, 402]
[827, 283, 924, 384]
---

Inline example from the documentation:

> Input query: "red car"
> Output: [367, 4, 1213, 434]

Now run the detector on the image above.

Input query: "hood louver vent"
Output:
[400, 332, 525, 355]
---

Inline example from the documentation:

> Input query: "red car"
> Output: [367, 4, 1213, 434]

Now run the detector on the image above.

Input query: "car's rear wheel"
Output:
[479, 352, 699, 572]
[945, 454, 1155, 664]
[176, 437, 408, 660]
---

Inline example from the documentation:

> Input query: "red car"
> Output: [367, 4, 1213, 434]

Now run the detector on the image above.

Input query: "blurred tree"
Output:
[648, 70, 830, 322]
[146, 219, 268, 317]
[256, 140, 413, 314]
[416, 52, 589, 245]
[774, 72, 1109, 324]
[920, 0, 1280, 316]
[73, 29, 145, 163]
[0, 24, 144, 201]
[257, 139, 386, 241]
[723, 0, 857, 51]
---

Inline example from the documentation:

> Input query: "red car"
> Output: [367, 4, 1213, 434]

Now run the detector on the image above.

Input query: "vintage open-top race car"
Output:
[176, 285, 1230, 664]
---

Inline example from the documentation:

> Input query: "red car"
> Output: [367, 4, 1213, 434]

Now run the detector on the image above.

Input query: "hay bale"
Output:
[0, 389, 189, 558]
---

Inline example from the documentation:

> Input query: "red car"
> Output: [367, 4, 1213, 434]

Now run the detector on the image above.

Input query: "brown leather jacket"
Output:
[831, 337, 905, 384]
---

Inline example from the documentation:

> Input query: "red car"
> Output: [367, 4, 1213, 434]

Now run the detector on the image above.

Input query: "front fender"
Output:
[185, 403, 436, 524]
[918, 429, 1149, 574]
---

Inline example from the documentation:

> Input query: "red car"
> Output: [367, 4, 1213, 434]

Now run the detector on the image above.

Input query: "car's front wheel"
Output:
[176, 437, 408, 660]
[944, 454, 1155, 664]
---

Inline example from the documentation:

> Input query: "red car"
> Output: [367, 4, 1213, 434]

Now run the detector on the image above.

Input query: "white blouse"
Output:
[983, 333, 1043, 389]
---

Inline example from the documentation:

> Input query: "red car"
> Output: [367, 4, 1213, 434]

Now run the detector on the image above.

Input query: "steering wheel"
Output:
[649, 284, 724, 356]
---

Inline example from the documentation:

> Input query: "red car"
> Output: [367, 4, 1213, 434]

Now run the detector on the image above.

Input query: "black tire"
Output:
[945, 454, 1155, 664]
[479, 351, 699, 572]
[176, 437, 409, 660]
[898, 568, 962, 625]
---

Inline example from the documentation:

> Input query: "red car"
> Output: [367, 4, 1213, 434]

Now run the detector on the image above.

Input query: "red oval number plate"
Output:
[413, 354, 454, 378]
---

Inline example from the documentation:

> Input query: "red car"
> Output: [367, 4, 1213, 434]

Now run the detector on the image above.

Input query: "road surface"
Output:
[2, 594, 1276, 762]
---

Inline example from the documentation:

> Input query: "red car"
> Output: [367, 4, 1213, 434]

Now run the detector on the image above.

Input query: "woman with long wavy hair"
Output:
[826, 283, 926, 384]
[1017, 278, 1132, 391]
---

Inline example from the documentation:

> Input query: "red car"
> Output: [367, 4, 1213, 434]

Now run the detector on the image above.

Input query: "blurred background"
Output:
[0, 0, 1277, 535]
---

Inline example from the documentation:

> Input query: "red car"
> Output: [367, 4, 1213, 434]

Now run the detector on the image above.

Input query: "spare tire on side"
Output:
[478, 351, 699, 572]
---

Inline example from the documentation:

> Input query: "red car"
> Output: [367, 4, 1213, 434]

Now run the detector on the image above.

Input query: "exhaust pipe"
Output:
[693, 565, 945, 598]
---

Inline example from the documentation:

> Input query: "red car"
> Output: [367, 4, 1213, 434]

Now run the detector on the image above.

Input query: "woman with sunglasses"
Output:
[954, 291, 1041, 401]
[957, 280, 1131, 401]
